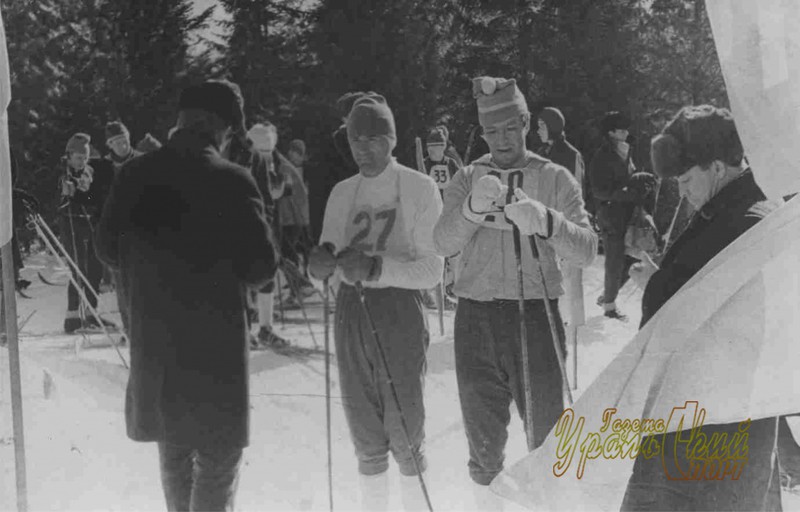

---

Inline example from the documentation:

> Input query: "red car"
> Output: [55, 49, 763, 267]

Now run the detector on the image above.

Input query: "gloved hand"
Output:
[629, 252, 659, 290]
[504, 188, 550, 236]
[469, 174, 507, 213]
[337, 247, 380, 283]
[62, 179, 76, 197]
[308, 242, 337, 280]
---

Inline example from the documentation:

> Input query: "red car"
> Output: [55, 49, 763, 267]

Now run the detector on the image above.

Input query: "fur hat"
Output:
[346, 94, 396, 145]
[601, 111, 630, 134]
[65, 133, 91, 156]
[472, 76, 529, 127]
[178, 80, 244, 129]
[105, 121, 130, 143]
[651, 105, 743, 178]
[539, 107, 565, 138]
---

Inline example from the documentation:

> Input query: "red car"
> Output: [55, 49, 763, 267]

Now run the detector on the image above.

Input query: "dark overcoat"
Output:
[95, 128, 278, 448]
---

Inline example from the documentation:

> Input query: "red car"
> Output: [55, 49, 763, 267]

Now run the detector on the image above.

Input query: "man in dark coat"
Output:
[622, 105, 783, 511]
[588, 111, 640, 321]
[95, 80, 278, 512]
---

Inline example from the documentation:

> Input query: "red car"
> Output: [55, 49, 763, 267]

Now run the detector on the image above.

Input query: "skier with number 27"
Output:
[308, 93, 443, 511]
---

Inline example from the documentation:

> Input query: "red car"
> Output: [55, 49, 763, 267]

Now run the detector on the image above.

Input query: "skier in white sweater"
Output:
[308, 94, 443, 510]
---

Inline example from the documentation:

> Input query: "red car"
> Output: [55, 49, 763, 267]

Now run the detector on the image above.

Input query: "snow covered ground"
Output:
[2, 250, 797, 511]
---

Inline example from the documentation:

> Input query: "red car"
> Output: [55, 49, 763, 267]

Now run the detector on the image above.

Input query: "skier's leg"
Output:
[59, 216, 81, 331]
[503, 299, 566, 449]
[358, 471, 389, 512]
[454, 298, 513, 485]
[374, 288, 429, 477]
[335, 284, 391, 476]
[190, 443, 244, 512]
[157, 442, 193, 512]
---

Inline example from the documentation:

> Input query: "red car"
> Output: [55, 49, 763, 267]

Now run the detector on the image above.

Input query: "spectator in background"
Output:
[245, 121, 291, 348]
[105, 121, 143, 175]
[588, 111, 640, 322]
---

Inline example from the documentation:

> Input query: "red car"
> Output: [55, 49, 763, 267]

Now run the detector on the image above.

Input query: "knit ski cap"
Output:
[539, 107, 565, 137]
[65, 133, 91, 156]
[178, 80, 244, 129]
[136, 133, 162, 153]
[288, 139, 306, 157]
[335, 91, 367, 119]
[105, 121, 130, 143]
[651, 105, 744, 178]
[346, 94, 396, 144]
[247, 123, 278, 152]
[472, 76, 529, 127]
[601, 111, 630, 134]
[426, 127, 447, 145]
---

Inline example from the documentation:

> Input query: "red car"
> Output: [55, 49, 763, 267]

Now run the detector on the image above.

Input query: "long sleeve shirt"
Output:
[320, 159, 444, 290]
[433, 151, 597, 301]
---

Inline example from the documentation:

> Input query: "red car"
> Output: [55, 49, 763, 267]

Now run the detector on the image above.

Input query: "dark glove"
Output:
[308, 242, 337, 280]
[337, 247, 381, 283]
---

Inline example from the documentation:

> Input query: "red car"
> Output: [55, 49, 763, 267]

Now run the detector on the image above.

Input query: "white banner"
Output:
[706, 0, 800, 199]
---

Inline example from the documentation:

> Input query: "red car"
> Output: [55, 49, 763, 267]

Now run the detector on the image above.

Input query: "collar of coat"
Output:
[472, 149, 550, 170]
[697, 169, 761, 221]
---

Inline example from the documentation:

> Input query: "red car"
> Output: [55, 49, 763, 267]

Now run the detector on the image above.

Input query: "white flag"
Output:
[706, 0, 800, 199]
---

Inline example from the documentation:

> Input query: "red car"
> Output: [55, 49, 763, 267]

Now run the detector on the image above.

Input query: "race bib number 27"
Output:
[349, 207, 398, 253]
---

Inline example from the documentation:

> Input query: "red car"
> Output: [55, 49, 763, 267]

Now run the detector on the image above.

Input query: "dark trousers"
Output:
[113, 269, 129, 332]
[621, 417, 781, 511]
[334, 284, 429, 476]
[158, 442, 243, 512]
[280, 224, 308, 268]
[454, 298, 566, 485]
[58, 215, 102, 315]
[597, 202, 636, 303]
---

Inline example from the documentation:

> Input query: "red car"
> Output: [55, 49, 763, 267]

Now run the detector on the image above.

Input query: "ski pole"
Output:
[512, 226, 536, 451]
[353, 281, 434, 512]
[323, 277, 333, 512]
[527, 234, 574, 406]
[32, 216, 128, 369]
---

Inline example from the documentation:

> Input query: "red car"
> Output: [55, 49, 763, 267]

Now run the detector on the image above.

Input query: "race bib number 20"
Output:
[477, 168, 524, 231]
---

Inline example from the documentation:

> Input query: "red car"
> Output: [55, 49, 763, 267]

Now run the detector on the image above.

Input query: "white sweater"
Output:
[320, 159, 444, 290]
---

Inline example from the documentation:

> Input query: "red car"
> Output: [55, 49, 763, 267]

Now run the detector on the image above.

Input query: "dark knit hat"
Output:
[178, 80, 244, 129]
[426, 127, 446, 145]
[346, 94, 396, 144]
[65, 133, 91, 156]
[651, 105, 744, 178]
[105, 121, 130, 143]
[601, 111, 630, 134]
[539, 107, 565, 137]
[288, 139, 306, 156]
[335, 92, 367, 119]
[135, 133, 162, 153]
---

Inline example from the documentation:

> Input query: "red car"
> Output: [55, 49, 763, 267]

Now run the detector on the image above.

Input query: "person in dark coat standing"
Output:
[536, 107, 585, 184]
[588, 111, 640, 321]
[95, 81, 278, 512]
[622, 105, 784, 511]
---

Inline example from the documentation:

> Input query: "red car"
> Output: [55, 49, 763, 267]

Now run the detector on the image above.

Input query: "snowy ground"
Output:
[2, 250, 796, 511]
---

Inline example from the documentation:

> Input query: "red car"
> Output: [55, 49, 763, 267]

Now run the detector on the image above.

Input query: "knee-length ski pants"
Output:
[455, 297, 566, 485]
[335, 284, 429, 476]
